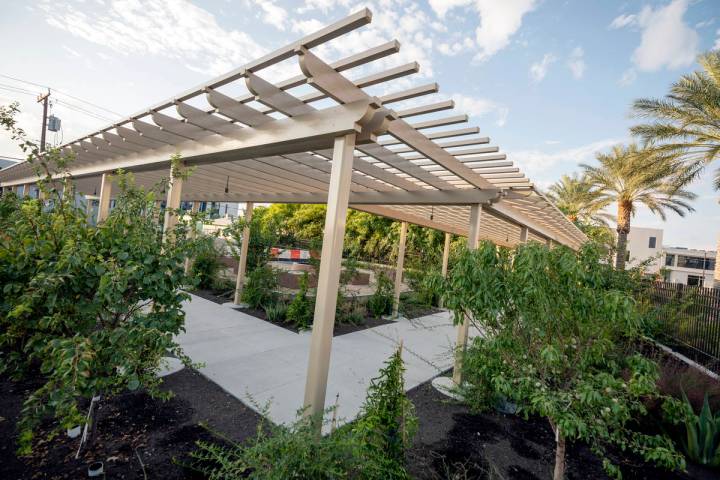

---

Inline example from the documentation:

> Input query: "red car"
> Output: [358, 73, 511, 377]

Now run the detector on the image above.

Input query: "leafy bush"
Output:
[224, 211, 278, 274]
[404, 266, 442, 308]
[264, 301, 288, 323]
[336, 293, 366, 325]
[286, 272, 314, 330]
[241, 265, 278, 309]
[665, 392, 720, 467]
[441, 241, 685, 479]
[0, 104, 198, 455]
[353, 344, 417, 477]
[368, 270, 393, 318]
[191, 234, 223, 290]
[189, 345, 415, 479]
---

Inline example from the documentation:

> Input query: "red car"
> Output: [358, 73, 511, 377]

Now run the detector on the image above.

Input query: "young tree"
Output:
[631, 50, 720, 285]
[0, 102, 199, 455]
[582, 143, 695, 270]
[441, 241, 685, 480]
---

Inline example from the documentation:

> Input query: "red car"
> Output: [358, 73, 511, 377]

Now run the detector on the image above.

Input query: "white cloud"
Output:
[250, 0, 288, 31]
[609, 13, 637, 29]
[429, 0, 536, 62]
[428, 0, 473, 19]
[695, 18, 715, 29]
[291, 18, 325, 35]
[437, 37, 474, 56]
[39, 0, 267, 76]
[619, 68, 637, 86]
[450, 93, 509, 127]
[567, 46, 585, 79]
[509, 138, 621, 177]
[715, 29, 720, 50]
[529, 53, 556, 83]
[472, 0, 537, 62]
[614, 0, 699, 72]
[62, 45, 81, 58]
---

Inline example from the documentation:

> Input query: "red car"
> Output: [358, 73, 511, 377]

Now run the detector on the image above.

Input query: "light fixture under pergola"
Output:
[0, 8, 586, 423]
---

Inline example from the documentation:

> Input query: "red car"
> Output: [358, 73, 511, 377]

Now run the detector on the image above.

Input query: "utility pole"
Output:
[37, 90, 50, 152]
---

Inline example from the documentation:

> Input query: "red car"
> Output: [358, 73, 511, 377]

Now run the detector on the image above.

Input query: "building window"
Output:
[677, 255, 711, 270]
[687, 275, 703, 287]
[665, 254, 675, 266]
[648, 237, 656, 248]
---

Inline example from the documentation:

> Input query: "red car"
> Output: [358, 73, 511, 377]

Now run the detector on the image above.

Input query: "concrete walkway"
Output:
[178, 293, 471, 427]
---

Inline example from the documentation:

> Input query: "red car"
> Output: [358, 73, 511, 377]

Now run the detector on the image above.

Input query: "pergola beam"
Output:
[180, 188, 501, 205]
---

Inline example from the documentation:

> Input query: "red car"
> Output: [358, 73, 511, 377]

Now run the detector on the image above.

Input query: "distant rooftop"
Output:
[0, 156, 22, 170]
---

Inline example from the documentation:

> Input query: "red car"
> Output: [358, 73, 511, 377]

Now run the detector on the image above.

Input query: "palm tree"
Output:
[631, 50, 720, 285]
[547, 173, 612, 226]
[582, 143, 696, 270]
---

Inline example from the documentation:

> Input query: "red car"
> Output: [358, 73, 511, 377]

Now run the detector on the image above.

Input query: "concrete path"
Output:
[178, 293, 472, 427]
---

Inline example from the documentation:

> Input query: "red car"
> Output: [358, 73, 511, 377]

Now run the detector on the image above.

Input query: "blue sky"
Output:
[0, 0, 718, 248]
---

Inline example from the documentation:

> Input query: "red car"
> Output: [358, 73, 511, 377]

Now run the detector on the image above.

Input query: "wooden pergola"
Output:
[0, 9, 586, 421]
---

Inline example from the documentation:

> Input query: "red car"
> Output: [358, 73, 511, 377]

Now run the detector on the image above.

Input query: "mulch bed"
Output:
[406, 380, 718, 480]
[235, 306, 395, 336]
[0, 368, 262, 480]
[189, 288, 233, 305]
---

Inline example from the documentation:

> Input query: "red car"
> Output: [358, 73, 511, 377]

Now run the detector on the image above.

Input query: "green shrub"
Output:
[353, 344, 417, 478]
[404, 266, 442, 308]
[189, 345, 415, 479]
[286, 272, 314, 330]
[191, 235, 223, 290]
[264, 301, 288, 323]
[241, 265, 278, 309]
[442, 241, 685, 479]
[368, 270, 393, 318]
[0, 104, 197, 456]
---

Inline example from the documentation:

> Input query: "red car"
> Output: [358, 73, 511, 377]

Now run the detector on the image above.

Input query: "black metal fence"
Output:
[647, 282, 720, 369]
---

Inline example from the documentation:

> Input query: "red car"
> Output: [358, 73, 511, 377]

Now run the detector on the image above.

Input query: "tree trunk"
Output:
[550, 420, 566, 480]
[614, 201, 632, 271]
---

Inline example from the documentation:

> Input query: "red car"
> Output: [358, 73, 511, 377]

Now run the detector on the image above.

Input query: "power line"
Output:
[0, 83, 37, 97]
[0, 73, 123, 117]
[54, 99, 116, 123]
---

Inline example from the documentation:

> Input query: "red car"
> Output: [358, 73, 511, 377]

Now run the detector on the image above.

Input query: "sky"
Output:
[0, 0, 719, 249]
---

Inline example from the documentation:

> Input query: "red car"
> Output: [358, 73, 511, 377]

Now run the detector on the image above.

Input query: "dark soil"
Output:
[236, 306, 395, 336]
[402, 304, 443, 320]
[0, 368, 262, 480]
[406, 380, 718, 480]
[189, 288, 233, 305]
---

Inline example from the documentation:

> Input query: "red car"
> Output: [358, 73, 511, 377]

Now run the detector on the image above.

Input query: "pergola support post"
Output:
[452, 203, 482, 386]
[162, 166, 184, 241]
[438, 232, 451, 308]
[392, 221, 408, 319]
[520, 226, 528, 243]
[303, 133, 356, 424]
[97, 173, 112, 223]
[184, 201, 201, 275]
[233, 202, 254, 305]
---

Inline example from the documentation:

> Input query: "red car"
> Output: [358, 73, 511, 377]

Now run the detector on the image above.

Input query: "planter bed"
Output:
[0, 369, 262, 480]
[406, 378, 717, 480]
[235, 306, 395, 336]
[189, 288, 233, 305]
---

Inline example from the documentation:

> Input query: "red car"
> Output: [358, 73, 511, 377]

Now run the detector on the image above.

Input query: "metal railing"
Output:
[647, 282, 720, 369]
